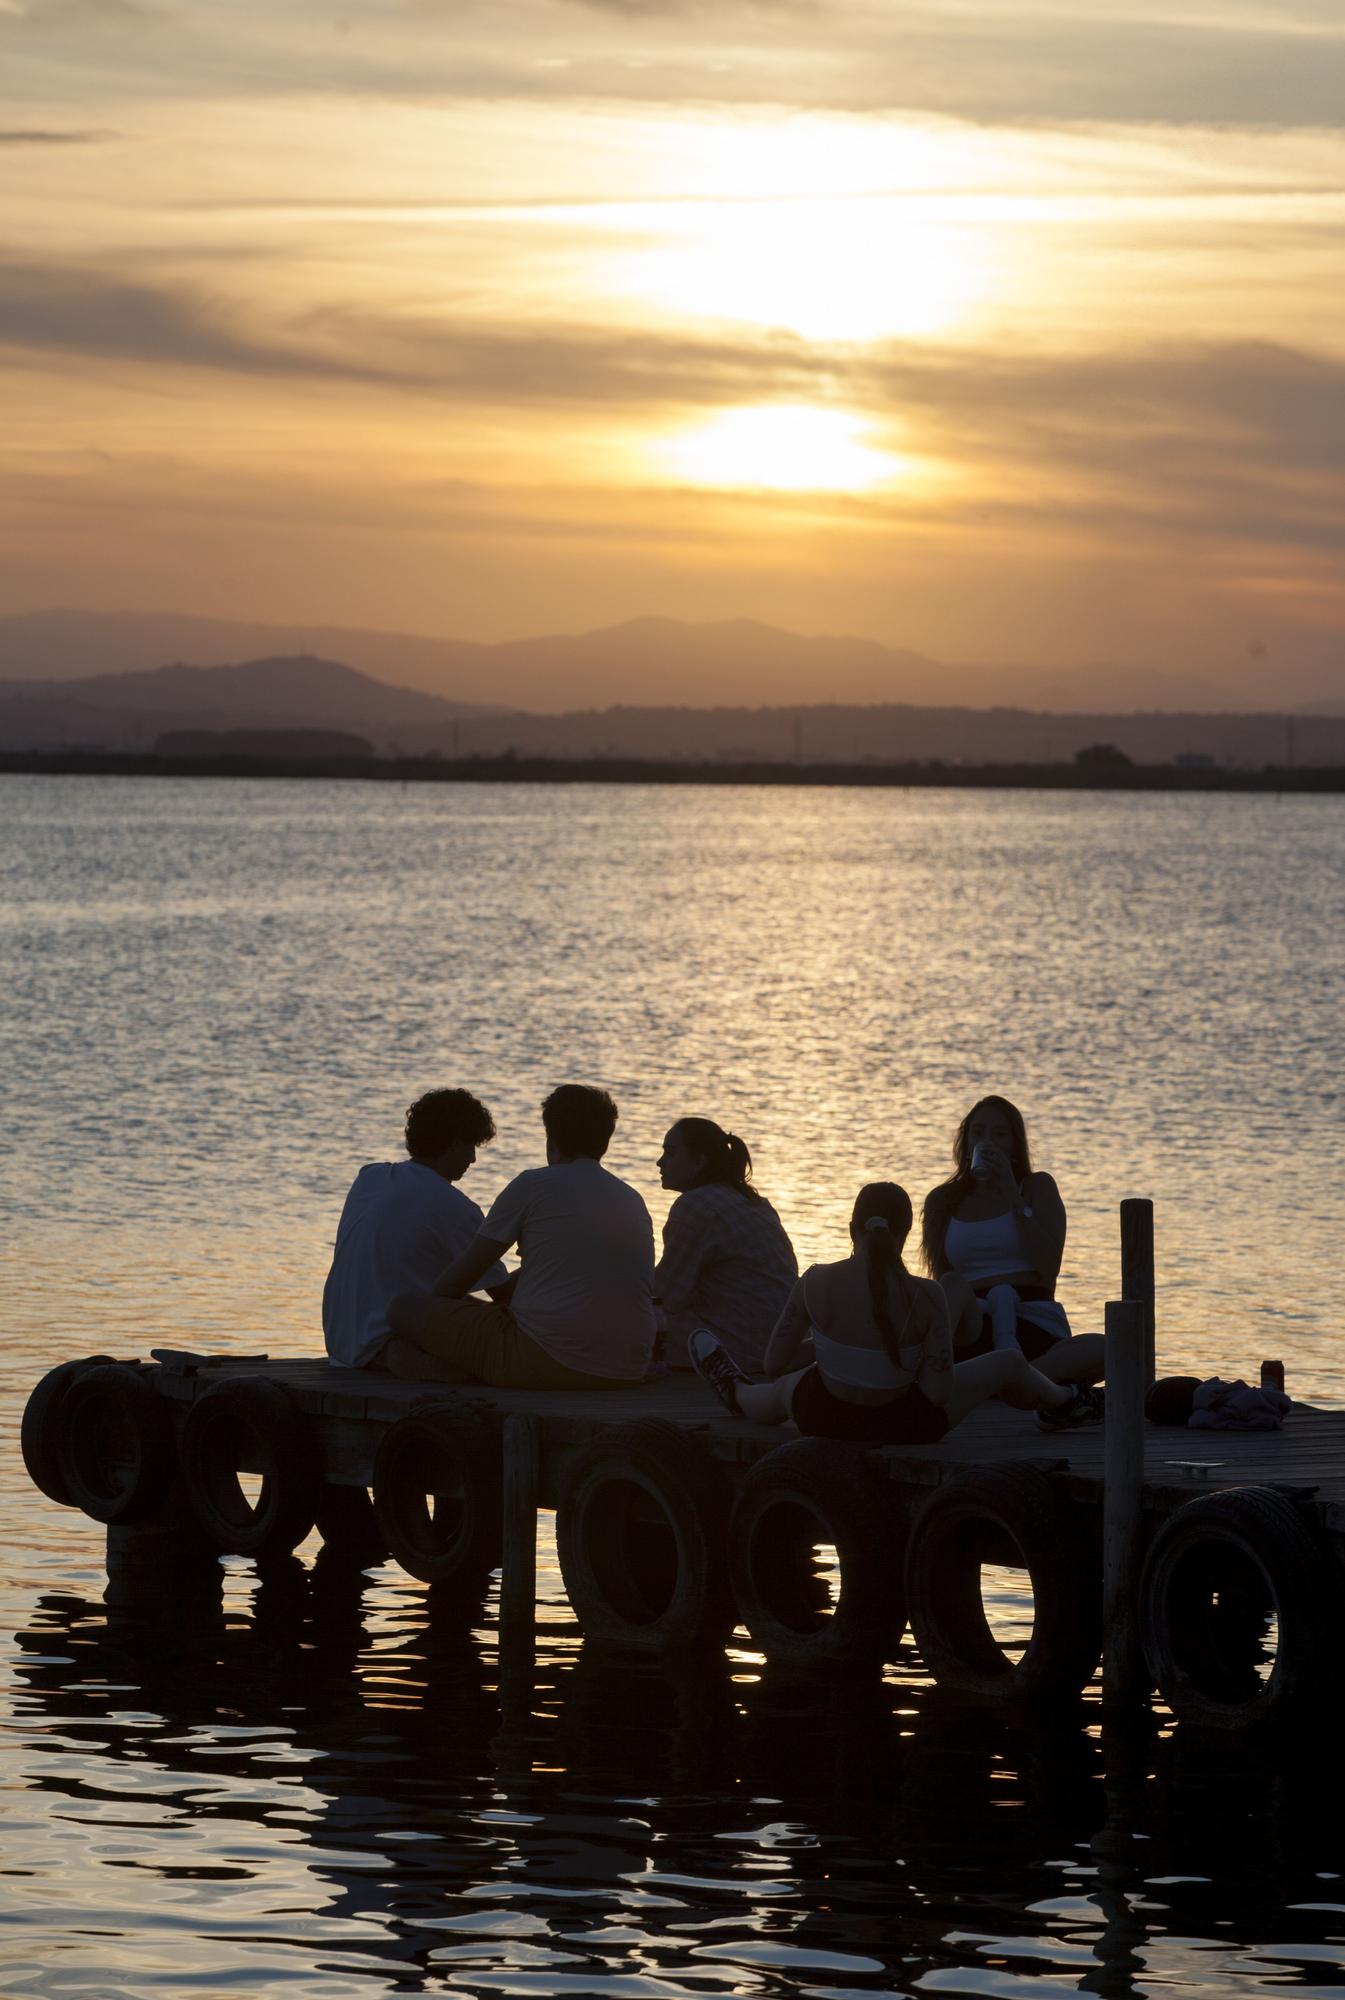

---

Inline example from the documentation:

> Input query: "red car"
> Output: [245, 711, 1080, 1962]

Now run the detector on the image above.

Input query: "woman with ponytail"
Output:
[655, 1117, 797, 1373]
[689, 1181, 1103, 1440]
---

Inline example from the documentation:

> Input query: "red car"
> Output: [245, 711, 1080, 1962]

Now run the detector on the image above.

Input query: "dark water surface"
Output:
[4, 777, 1345, 1998]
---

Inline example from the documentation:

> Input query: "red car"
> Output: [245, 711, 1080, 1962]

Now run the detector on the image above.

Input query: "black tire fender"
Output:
[56, 1363, 177, 1526]
[728, 1437, 904, 1668]
[372, 1407, 502, 1588]
[555, 1419, 734, 1652]
[21, 1355, 115, 1506]
[1140, 1484, 1336, 1731]
[904, 1463, 1102, 1701]
[180, 1377, 323, 1556]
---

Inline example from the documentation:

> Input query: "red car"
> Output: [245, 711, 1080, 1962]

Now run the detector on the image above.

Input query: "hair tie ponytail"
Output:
[864, 1215, 890, 1233]
[675, 1117, 763, 1202]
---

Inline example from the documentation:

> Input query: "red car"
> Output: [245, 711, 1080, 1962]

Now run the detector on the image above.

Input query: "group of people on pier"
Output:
[322, 1084, 1105, 1444]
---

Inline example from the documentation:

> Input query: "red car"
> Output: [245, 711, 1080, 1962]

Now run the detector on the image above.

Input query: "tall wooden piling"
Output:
[496, 1414, 540, 1763]
[500, 1414, 538, 1636]
[1102, 1297, 1148, 1703]
[1120, 1198, 1156, 1386]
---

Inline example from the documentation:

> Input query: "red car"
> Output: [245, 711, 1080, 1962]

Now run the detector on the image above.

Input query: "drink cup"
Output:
[971, 1142, 995, 1181]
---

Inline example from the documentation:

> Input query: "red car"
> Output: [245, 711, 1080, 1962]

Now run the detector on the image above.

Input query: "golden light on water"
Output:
[660, 405, 910, 492]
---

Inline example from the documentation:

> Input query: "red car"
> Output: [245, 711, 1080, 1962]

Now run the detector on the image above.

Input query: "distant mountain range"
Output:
[3, 606, 1337, 715]
[0, 652, 492, 753]
[2, 648, 1343, 766]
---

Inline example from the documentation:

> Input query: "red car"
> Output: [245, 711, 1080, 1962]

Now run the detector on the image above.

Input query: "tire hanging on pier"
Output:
[21, 1354, 115, 1506]
[1140, 1484, 1336, 1731]
[180, 1377, 323, 1557]
[728, 1438, 904, 1668]
[904, 1463, 1102, 1701]
[373, 1407, 502, 1589]
[555, 1419, 735, 1652]
[56, 1363, 177, 1526]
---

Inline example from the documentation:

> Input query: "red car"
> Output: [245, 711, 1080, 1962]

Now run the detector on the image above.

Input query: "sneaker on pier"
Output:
[688, 1328, 746, 1419]
[1037, 1384, 1106, 1432]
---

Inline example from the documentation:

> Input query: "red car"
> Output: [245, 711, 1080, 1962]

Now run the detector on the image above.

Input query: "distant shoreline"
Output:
[2, 750, 1342, 793]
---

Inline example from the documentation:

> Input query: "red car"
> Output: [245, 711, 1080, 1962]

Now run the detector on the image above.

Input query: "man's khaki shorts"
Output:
[398, 1293, 632, 1391]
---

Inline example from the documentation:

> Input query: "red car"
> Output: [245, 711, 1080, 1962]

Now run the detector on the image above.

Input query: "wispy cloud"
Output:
[2, 250, 1340, 575]
[0, 258, 360, 379]
[4, 0, 1345, 126]
[0, 254, 824, 400]
[0, 127, 112, 142]
[1, 0, 1341, 677]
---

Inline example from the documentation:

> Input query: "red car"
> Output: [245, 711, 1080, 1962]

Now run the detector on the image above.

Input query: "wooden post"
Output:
[1091, 1715, 1151, 1994]
[500, 1414, 538, 1637]
[1120, 1197, 1156, 1386]
[496, 1414, 539, 1766]
[1102, 1297, 1148, 1705]
[104, 1513, 223, 1636]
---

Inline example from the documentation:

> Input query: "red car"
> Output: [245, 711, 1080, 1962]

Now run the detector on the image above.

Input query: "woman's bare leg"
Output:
[939, 1271, 985, 1352]
[942, 1350, 1076, 1430]
[1033, 1333, 1105, 1386]
[735, 1368, 809, 1426]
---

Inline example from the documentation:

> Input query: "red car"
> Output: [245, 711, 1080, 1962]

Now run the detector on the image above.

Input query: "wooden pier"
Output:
[24, 1325, 1345, 1736]
[21, 1197, 1340, 1732]
[136, 1350, 1345, 1523]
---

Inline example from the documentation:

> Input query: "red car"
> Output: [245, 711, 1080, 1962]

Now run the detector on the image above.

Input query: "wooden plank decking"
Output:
[145, 1354, 1345, 1532]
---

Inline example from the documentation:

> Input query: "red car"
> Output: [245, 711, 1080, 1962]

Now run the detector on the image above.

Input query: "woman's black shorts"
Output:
[961, 1283, 1064, 1363]
[962, 1315, 1061, 1363]
[790, 1366, 949, 1445]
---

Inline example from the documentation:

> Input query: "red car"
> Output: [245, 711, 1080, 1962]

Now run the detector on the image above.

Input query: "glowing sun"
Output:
[660, 405, 907, 492]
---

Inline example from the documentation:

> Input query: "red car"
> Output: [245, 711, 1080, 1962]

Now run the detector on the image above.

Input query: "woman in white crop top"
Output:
[921, 1096, 1103, 1388]
[689, 1181, 1103, 1442]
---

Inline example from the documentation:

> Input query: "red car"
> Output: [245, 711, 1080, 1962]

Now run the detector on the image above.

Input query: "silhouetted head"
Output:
[921, 1095, 1034, 1274]
[542, 1084, 618, 1161]
[850, 1180, 913, 1250]
[404, 1088, 496, 1183]
[658, 1117, 762, 1201]
[954, 1096, 1033, 1182]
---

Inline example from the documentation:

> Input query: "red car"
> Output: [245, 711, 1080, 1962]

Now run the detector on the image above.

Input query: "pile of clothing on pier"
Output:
[1145, 1375, 1293, 1431]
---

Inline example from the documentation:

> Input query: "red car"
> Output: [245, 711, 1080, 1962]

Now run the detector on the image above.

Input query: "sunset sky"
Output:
[3, 1, 1343, 698]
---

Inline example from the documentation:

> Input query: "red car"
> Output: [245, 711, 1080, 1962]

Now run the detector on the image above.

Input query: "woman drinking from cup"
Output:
[921, 1096, 1103, 1387]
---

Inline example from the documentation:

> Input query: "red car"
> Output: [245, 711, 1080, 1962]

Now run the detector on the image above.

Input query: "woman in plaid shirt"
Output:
[655, 1117, 798, 1375]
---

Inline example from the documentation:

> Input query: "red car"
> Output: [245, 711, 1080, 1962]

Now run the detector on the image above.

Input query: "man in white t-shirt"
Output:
[322, 1088, 508, 1371]
[387, 1084, 655, 1388]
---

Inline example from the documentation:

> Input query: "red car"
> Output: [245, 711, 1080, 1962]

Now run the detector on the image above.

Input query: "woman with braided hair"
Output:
[655, 1116, 797, 1374]
[689, 1181, 1102, 1438]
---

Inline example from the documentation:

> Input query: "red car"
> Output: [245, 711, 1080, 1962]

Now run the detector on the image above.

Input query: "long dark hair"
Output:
[921, 1094, 1033, 1275]
[671, 1117, 762, 1202]
[850, 1181, 915, 1362]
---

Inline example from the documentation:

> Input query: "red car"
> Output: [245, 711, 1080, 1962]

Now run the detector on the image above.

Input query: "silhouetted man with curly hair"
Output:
[323, 1088, 506, 1371]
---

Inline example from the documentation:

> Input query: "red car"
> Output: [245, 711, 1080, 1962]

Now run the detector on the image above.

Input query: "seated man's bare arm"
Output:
[433, 1234, 511, 1300]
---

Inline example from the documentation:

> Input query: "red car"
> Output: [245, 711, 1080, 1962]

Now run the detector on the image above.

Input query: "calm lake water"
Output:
[3, 774, 1345, 1999]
